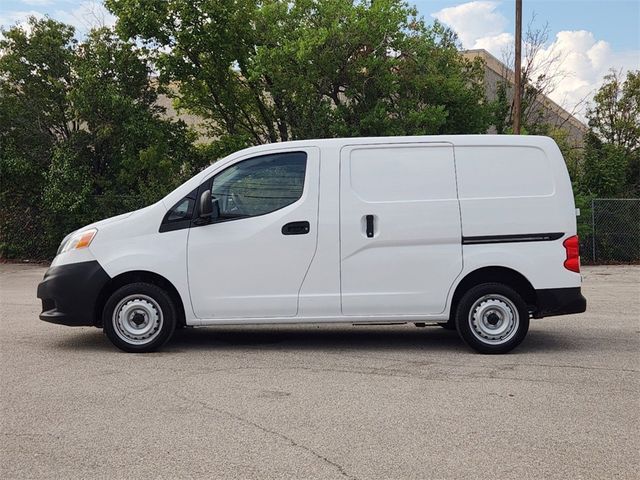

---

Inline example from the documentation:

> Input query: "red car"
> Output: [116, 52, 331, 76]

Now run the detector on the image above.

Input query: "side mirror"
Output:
[199, 190, 213, 218]
[198, 189, 220, 223]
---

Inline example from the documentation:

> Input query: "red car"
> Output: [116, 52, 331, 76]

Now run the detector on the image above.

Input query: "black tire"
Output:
[103, 282, 176, 353]
[455, 283, 529, 354]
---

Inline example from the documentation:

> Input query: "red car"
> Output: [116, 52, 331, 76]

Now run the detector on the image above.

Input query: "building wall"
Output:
[155, 91, 212, 143]
[462, 49, 588, 145]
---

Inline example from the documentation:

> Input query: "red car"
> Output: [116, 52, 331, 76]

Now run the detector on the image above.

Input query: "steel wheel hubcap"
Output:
[112, 294, 163, 345]
[468, 294, 519, 345]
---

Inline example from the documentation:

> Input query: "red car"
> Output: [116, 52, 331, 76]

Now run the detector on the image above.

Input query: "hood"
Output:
[70, 204, 157, 237]
[86, 210, 136, 230]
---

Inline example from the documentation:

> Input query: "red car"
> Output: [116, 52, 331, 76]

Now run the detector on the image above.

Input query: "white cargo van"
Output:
[38, 135, 586, 354]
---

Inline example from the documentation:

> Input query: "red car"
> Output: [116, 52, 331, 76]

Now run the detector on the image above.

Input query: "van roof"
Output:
[233, 134, 557, 155]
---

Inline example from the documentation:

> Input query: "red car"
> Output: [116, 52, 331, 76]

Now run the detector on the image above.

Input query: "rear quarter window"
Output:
[456, 146, 555, 199]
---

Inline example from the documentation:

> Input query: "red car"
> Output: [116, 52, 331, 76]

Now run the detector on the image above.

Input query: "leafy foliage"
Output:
[106, 0, 491, 148]
[581, 70, 640, 197]
[3, 4, 636, 263]
[587, 70, 640, 156]
[0, 18, 202, 259]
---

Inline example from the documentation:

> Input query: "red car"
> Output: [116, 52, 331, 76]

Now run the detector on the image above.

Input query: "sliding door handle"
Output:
[365, 215, 374, 238]
[282, 221, 310, 235]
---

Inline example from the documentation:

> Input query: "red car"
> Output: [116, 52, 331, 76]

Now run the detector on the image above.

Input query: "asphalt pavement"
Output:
[1, 263, 638, 479]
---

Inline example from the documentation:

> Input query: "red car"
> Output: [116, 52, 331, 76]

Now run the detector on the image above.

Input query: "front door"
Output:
[339, 143, 462, 316]
[188, 148, 319, 319]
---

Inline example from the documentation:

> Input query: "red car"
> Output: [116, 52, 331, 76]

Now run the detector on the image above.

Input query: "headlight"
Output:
[58, 228, 98, 254]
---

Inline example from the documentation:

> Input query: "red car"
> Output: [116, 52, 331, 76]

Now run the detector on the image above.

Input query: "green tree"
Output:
[106, 0, 490, 149]
[0, 18, 202, 259]
[581, 132, 630, 197]
[582, 70, 640, 197]
[587, 70, 640, 155]
[0, 18, 78, 257]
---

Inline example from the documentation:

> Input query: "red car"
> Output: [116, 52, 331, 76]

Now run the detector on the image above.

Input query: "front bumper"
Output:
[533, 287, 587, 319]
[37, 260, 111, 326]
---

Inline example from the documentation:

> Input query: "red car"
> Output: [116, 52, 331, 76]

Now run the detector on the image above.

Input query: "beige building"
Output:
[155, 88, 208, 137]
[462, 49, 588, 144]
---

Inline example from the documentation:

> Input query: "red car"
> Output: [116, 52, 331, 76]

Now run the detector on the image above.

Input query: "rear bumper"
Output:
[37, 260, 110, 326]
[533, 287, 587, 319]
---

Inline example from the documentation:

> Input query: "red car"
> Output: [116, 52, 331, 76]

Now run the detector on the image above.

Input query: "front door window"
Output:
[210, 152, 307, 221]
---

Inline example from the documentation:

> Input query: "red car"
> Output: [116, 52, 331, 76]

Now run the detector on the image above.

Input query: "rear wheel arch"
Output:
[448, 266, 536, 322]
[94, 271, 186, 327]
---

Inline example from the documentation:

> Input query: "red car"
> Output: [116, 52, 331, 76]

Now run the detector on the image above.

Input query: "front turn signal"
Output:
[59, 228, 97, 254]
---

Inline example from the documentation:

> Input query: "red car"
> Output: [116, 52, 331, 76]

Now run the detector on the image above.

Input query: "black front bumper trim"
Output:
[533, 287, 587, 319]
[37, 260, 111, 326]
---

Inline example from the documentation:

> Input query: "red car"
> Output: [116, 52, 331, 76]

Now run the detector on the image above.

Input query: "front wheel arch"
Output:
[94, 271, 186, 328]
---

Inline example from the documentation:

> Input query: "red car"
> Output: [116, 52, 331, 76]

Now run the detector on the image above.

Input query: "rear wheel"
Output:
[455, 283, 529, 354]
[103, 282, 176, 353]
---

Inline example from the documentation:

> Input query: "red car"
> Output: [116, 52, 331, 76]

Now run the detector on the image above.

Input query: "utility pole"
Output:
[513, 0, 522, 134]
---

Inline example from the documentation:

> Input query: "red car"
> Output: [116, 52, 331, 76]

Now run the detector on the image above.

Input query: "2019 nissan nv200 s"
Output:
[37, 135, 587, 353]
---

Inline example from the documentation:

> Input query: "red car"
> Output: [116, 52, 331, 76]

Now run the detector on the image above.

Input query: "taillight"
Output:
[563, 235, 580, 273]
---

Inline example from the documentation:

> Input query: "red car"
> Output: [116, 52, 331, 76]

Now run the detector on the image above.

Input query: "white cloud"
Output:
[0, 10, 44, 29]
[52, 1, 116, 33]
[537, 30, 640, 118]
[432, 1, 640, 119]
[473, 32, 513, 54]
[432, 1, 506, 49]
[20, 0, 54, 6]
[0, 2, 115, 35]
[0, 10, 45, 36]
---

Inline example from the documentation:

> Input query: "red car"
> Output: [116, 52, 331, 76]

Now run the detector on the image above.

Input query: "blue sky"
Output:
[3, 0, 637, 50]
[420, 0, 639, 117]
[1, 0, 639, 116]
[415, 0, 640, 51]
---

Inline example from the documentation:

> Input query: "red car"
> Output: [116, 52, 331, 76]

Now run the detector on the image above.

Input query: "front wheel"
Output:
[103, 282, 176, 353]
[455, 283, 529, 354]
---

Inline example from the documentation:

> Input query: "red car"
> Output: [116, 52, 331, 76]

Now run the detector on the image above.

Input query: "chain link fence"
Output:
[5, 190, 639, 263]
[578, 198, 640, 264]
[1, 194, 150, 260]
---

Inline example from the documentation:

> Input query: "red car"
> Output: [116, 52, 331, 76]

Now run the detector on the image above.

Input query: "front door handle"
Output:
[282, 221, 310, 235]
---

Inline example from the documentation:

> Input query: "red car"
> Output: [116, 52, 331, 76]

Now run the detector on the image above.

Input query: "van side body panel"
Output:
[297, 144, 343, 317]
[38, 135, 585, 329]
[88, 202, 195, 322]
[187, 147, 321, 319]
[339, 142, 463, 315]
[454, 137, 581, 292]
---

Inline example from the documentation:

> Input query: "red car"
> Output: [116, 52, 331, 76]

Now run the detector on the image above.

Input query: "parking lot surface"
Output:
[1, 264, 638, 479]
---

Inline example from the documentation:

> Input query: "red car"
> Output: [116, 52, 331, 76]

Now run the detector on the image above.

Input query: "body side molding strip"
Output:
[462, 232, 564, 245]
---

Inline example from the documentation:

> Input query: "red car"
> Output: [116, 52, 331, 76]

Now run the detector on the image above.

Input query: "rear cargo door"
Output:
[339, 143, 462, 315]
